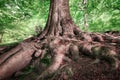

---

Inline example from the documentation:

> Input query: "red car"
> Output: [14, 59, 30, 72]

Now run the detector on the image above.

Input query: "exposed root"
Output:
[36, 37, 70, 80]
[0, 49, 35, 79]
[0, 41, 46, 79]
[36, 54, 64, 80]
[35, 32, 120, 79]
[0, 31, 119, 80]
[0, 44, 22, 65]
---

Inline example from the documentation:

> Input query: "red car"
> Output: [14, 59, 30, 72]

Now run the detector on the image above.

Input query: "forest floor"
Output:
[1, 31, 120, 80]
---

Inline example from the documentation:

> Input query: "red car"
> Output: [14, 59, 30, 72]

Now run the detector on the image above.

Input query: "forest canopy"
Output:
[0, 0, 120, 44]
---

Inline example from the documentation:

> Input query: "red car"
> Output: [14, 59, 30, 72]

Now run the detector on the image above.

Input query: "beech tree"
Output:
[0, 0, 120, 80]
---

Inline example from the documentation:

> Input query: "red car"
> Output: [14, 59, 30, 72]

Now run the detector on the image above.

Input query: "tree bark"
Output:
[38, 0, 81, 39]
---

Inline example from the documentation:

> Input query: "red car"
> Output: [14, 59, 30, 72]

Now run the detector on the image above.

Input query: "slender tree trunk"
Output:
[0, 31, 4, 43]
[83, 0, 88, 31]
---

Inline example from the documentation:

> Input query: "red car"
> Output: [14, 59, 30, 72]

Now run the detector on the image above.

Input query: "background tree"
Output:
[83, 0, 88, 31]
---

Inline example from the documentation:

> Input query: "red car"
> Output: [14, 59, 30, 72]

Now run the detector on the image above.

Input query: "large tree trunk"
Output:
[38, 0, 80, 39]
[0, 0, 120, 80]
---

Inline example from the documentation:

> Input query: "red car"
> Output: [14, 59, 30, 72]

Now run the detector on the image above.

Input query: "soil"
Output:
[73, 58, 120, 80]
[11, 55, 120, 80]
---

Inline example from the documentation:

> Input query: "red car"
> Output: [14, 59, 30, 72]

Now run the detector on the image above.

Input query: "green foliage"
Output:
[70, 0, 120, 32]
[87, 0, 120, 32]
[0, 0, 120, 44]
[70, 0, 84, 28]
[0, 0, 49, 44]
[41, 55, 51, 66]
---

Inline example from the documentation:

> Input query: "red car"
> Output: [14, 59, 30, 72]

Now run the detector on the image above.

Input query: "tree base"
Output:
[0, 31, 120, 80]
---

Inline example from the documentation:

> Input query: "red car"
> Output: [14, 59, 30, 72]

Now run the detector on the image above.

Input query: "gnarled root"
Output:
[36, 34, 120, 79]
[0, 41, 46, 80]
[0, 31, 119, 80]
[0, 49, 35, 79]
[37, 37, 70, 80]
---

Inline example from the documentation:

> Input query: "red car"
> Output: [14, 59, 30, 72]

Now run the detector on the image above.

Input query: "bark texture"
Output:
[0, 0, 120, 80]
[38, 0, 78, 39]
